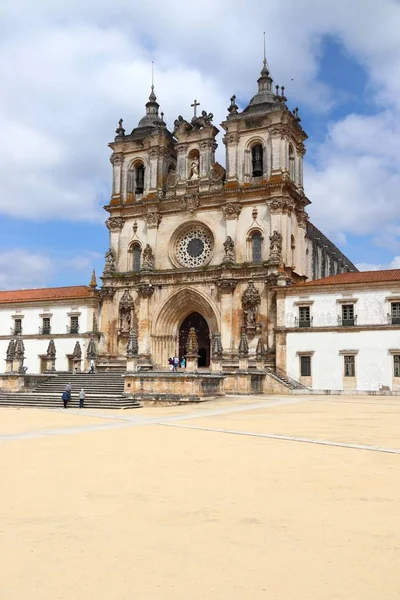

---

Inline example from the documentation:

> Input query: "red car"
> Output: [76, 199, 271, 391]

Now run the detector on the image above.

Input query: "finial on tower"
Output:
[261, 32, 270, 75]
[89, 269, 97, 289]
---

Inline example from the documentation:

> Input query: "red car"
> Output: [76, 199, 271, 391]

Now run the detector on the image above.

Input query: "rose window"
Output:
[175, 225, 213, 267]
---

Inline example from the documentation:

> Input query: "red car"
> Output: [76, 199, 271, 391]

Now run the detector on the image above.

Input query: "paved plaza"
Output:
[1, 395, 399, 599]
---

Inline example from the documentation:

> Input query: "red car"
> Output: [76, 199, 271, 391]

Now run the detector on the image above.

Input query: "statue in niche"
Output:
[141, 243, 155, 270]
[222, 235, 235, 264]
[269, 230, 283, 259]
[243, 307, 257, 328]
[120, 310, 131, 333]
[189, 157, 199, 180]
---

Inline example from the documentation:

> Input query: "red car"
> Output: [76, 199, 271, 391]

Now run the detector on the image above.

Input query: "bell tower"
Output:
[221, 57, 307, 189]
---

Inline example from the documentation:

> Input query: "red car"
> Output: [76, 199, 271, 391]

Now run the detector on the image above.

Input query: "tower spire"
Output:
[262, 32, 270, 75]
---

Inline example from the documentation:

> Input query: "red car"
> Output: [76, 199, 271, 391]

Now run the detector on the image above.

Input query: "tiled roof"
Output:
[300, 269, 400, 287]
[0, 286, 95, 304]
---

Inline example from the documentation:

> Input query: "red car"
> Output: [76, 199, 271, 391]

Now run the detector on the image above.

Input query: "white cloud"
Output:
[0, 0, 399, 246]
[357, 256, 400, 272]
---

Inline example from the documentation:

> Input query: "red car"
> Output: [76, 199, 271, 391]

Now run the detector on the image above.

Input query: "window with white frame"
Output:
[391, 302, 400, 325]
[14, 318, 22, 334]
[298, 306, 311, 327]
[344, 355, 356, 377]
[341, 304, 355, 326]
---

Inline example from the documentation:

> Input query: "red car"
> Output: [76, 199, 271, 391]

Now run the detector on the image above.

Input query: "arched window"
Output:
[251, 144, 263, 177]
[289, 144, 295, 181]
[135, 164, 145, 194]
[251, 231, 262, 263]
[130, 244, 142, 271]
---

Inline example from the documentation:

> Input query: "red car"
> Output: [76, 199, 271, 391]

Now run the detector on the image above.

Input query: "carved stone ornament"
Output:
[224, 133, 240, 145]
[132, 221, 138, 235]
[212, 333, 223, 358]
[148, 148, 159, 158]
[144, 212, 162, 229]
[238, 328, 249, 357]
[210, 162, 226, 183]
[86, 337, 97, 359]
[192, 110, 214, 129]
[296, 209, 308, 228]
[6, 339, 15, 360]
[242, 280, 261, 331]
[217, 279, 237, 293]
[223, 202, 242, 220]
[46, 339, 56, 359]
[136, 283, 155, 299]
[166, 170, 177, 189]
[99, 286, 116, 300]
[141, 244, 155, 271]
[186, 327, 199, 356]
[183, 194, 199, 214]
[14, 336, 25, 359]
[126, 328, 139, 358]
[269, 230, 283, 259]
[268, 198, 294, 214]
[265, 274, 279, 286]
[110, 153, 124, 166]
[256, 337, 266, 358]
[106, 217, 124, 231]
[72, 341, 82, 360]
[173, 116, 191, 136]
[119, 289, 134, 309]
[222, 236, 235, 265]
[103, 248, 116, 275]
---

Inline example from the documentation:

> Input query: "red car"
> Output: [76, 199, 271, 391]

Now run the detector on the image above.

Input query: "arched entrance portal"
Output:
[179, 312, 210, 367]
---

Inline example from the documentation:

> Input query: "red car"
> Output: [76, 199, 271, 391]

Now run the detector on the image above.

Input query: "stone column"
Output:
[137, 283, 154, 362]
[144, 212, 162, 253]
[223, 203, 242, 243]
[199, 140, 216, 178]
[271, 130, 282, 174]
[148, 148, 159, 192]
[176, 144, 187, 182]
[217, 279, 237, 356]
[110, 153, 123, 199]
[14, 336, 25, 374]
[106, 217, 124, 270]
[224, 133, 239, 182]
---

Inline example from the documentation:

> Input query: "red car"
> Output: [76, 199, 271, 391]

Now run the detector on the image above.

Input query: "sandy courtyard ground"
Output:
[0, 395, 399, 600]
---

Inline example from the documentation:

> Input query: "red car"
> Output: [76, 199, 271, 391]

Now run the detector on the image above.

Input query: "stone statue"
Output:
[141, 243, 155, 270]
[222, 236, 235, 265]
[270, 230, 283, 259]
[192, 110, 214, 129]
[189, 158, 199, 180]
[104, 248, 116, 274]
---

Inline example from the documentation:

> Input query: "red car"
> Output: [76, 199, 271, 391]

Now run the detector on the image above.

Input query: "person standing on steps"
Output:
[62, 390, 69, 409]
[89, 359, 95, 374]
[65, 382, 71, 404]
[79, 388, 85, 409]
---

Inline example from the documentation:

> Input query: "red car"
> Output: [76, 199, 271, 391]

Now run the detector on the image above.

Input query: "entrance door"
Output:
[179, 312, 210, 367]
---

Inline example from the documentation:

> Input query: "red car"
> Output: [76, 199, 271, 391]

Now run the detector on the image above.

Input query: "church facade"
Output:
[99, 58, 356, 371]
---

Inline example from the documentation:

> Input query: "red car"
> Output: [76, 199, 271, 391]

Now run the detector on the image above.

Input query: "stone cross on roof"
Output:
[191, 99, 200, 118]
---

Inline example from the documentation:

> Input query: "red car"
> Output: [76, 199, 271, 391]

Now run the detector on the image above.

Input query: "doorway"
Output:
[179, 312, 210, 367]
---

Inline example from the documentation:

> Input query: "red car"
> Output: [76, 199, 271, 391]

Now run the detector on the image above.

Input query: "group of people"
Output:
[168, 356, 186, 371]
[62, 383, 86, 409]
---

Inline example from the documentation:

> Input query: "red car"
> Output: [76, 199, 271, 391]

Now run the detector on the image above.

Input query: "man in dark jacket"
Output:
[62, 390, 69, 409]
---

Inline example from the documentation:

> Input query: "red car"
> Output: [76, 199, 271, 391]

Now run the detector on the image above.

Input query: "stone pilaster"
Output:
[137, 283, 154, 360]
[217, 279, 237, 355]
[110, 153, 123, 198]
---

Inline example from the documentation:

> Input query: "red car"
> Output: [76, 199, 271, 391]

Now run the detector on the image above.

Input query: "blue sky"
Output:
[0, 0, 399, 289]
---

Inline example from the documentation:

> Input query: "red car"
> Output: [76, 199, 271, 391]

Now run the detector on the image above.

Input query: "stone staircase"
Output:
[267, 368, 307, 391]
[0, 372, 141, 409]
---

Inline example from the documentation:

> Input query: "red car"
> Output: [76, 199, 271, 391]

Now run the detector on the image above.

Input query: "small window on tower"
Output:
[251, 231, 262, 263]
[135, 164, 145, 194]
[251, 144, 263, 177]
[132, 244, 142, 271]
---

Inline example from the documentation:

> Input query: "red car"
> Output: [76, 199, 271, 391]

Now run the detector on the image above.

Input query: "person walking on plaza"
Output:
[168, 357, 174, 372]
[180, 357, 186, 369]
[173, 356, 179, 372]
[89, 359, 95, 374]
[79, 388, 85, 409]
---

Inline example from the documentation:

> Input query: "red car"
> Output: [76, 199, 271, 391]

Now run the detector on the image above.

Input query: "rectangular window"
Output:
[300, 355, 311, 377]
[342, 304, 355, 326]
[391, 303, 400, 325]
[42, 317, 51, 334]
[14, 318, 22, 334]
[394, 355, 400, 377]
[299, 306, 311, 327]
[70, 316, 79, 334]
[344, 355, 355, 377]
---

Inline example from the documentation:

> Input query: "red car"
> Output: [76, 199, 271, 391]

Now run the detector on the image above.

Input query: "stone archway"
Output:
[179, 312, 210, 367]
[152, 288, 219, 369]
